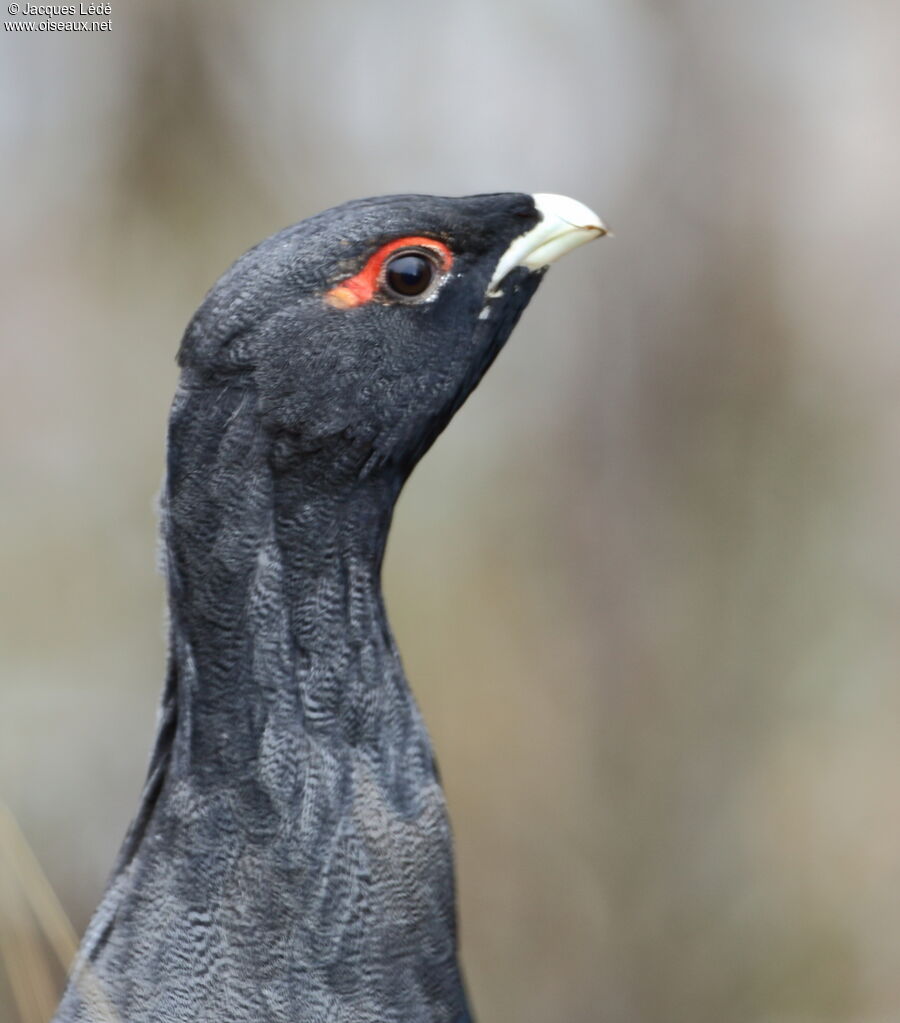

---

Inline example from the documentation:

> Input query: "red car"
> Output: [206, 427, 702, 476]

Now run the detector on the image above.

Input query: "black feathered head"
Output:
[176, 192, 605, 484]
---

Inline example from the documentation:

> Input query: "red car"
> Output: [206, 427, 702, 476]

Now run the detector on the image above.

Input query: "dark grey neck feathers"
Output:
[62, 380, 468, 1022]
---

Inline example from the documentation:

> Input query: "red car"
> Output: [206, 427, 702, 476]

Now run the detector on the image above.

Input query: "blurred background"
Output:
[2, 1, 899, 1021]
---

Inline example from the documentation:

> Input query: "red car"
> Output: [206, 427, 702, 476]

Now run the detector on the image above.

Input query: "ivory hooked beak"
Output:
[487, 193, 608, 296]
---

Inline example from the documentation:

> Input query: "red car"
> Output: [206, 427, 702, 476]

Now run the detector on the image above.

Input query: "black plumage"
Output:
[53, 192, 604, 1023]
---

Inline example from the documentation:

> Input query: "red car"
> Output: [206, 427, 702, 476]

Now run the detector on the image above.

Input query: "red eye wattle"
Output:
[326, 236, 453, 309]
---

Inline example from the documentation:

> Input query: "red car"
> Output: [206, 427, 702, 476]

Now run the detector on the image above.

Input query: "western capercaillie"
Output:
[54, 192, 606, 1023]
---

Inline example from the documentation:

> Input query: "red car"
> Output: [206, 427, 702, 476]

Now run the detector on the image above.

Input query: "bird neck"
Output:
[160, 380, 417, 779]
[76, 380, 469, 1019]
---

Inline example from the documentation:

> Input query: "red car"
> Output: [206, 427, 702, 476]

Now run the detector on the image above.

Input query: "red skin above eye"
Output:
[325, 236, 453, 309]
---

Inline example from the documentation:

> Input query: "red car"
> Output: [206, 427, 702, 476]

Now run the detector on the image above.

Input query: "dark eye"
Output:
[382, 251, 438, 300]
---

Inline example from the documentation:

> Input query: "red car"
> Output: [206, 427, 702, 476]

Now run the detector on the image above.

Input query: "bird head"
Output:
[177, 192, 606, 484]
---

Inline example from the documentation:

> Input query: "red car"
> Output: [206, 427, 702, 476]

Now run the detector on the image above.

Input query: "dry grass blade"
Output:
[0, 801, 67, 1023]
[0, 800, 120, 1023]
